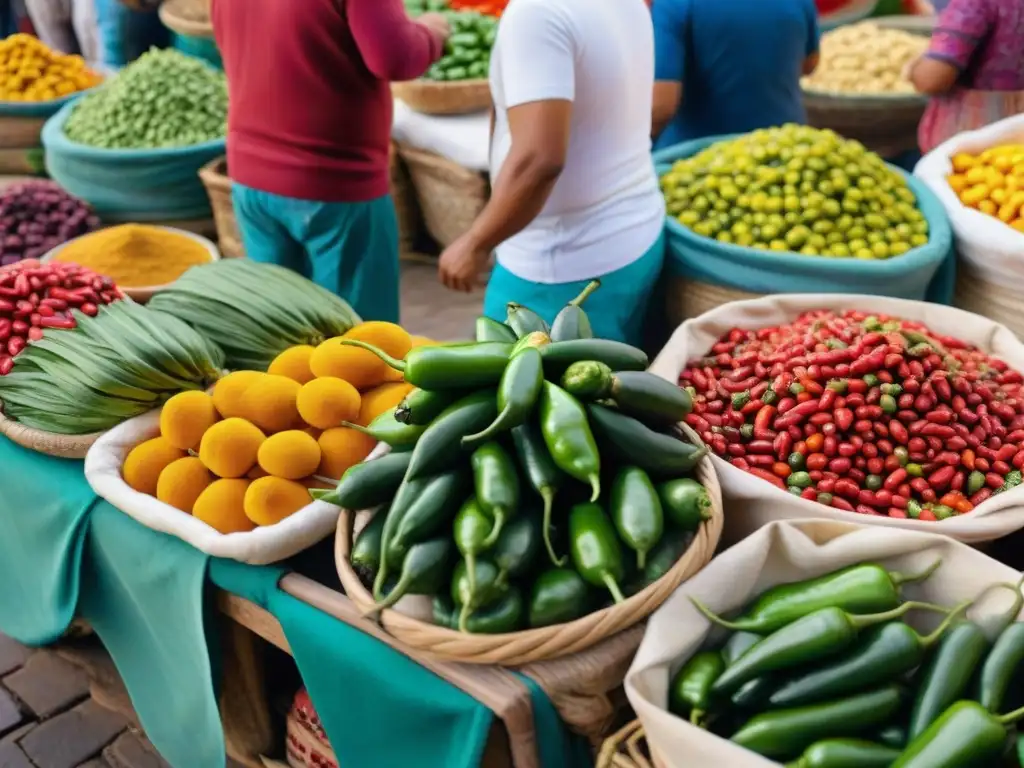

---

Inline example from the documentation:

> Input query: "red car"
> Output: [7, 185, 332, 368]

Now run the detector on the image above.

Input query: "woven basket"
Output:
[390, 142, 422, 256]
[954, 259, 1024, 341]
[665, 273, 764, 328]
[596, 721, 666, 768]
[285, 714, 338, 768]
[396, 143, 488, 249]
[159, 0, 213, 38]
[0, 409, 105, 459]
[198, 156, 244, 259]
[392, 80, 491, 116]
[335, 423, 723, 666]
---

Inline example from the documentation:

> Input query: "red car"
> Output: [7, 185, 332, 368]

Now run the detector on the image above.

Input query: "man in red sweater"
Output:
[212, 0, 449, 322]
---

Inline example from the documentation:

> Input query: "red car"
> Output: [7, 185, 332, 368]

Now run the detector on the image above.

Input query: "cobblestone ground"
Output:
[0, 260, 482, 768]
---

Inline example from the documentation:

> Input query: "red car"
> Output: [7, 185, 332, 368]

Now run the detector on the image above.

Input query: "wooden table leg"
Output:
[220, 618, 275, 768]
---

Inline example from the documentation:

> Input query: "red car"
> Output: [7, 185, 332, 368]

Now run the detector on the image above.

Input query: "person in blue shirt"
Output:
[652, 0, 822, 149]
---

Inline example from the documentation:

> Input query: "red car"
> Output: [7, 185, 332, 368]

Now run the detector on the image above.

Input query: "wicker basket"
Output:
[286, 689, 338, 768]
[389, 142, 422, 256]
[198, 156, 244, 259]
[335, 423, 724, 667]
[396, 143, 488, 249]
[392, 79, 491, 116]
[954, 259, 1024, 341]
[596, 721, 665, 768]
[159, 0, 213, 38]
[665, 273, 764, 328]
[0, 409, 104, 459]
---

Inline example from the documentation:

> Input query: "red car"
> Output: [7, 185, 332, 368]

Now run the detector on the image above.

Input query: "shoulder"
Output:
[501, 0, 577, 34]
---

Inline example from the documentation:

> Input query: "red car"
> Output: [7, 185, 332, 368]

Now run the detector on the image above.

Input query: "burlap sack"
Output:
[625, 518, 1024, 767]
[648, 293, 1024, 544]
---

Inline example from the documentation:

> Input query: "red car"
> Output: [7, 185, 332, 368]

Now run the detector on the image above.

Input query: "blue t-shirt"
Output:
[653, 0, 820, 149]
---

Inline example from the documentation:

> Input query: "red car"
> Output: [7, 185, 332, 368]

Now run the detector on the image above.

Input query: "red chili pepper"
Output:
[831, 497, 856, 512]
[748, 467, 787, 489]
[986, 472, 1005, 489]
[918, 509, 937, 521]
[970, 487, 994, 506]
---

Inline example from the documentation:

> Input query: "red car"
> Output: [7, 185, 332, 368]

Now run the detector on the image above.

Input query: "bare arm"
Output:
[802, 52, 820, 76]
[909, 56, 959, 95]
[651, 0, 687, 142]
[910, 0, 991, 96]
[652, 82, 682, 140]
[348, 0, 445, 82]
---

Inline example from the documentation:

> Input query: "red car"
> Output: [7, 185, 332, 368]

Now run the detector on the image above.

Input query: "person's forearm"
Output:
[350, 0, 442, 81]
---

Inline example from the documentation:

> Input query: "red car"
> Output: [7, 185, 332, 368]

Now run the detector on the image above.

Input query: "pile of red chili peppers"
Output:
[681, 310, 1024, 520]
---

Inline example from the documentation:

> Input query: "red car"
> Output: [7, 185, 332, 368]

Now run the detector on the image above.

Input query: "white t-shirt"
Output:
[488, 0, 665, 284]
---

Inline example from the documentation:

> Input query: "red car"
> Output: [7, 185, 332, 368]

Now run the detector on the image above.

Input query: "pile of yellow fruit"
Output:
[121, 321, 434, 535]
[947, 144, 1024, 233]
[0, 34, 103, 102]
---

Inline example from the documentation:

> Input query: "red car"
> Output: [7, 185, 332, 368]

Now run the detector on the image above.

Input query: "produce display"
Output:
[681, 309, 1024, 520]
[0, 181, 99, 266]
[423, 12, 496, 82]
[0, 300, 222, 433]
[326, 284, 713, 634]
[121, 321, 431, 533]
[801, 22, 928, 96]
[669, 563, 1024, 767]
[52, 224, 214, 288]
[0, 259, 122, 375]
[661, 125, 929, 258]
[0, 34, 102, 102]
[147, 259, 361, 371]
[947, 145, 1024, 234]
[63, 49, 227, 149]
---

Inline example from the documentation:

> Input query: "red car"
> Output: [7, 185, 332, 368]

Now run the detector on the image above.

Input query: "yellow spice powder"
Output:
[54, 224, 213, 287]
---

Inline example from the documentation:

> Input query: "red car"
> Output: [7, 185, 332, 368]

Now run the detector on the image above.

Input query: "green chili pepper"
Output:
[462, 347, 544, 447]
[698, 601, 948, 696]
[470, 441, 520, 548]
[977, 623, 1024, 714]
[406, 389, 498, 479]
[569, 502, 626, 603]
[610, 466, 664, 570]
[539, 382, 601, 501]
[967, 470, 987, 495]
[511, 422, 565, 566]
[769, 601, 970, 708]
[710, 560, 942, 634]
[528, 568, 591, 628]
[549, 280, 600, 342]
[643, 529, 694, 586]
[339, 339, 513, 390]
[510, 331, 551, 356]
[826, 378, 848, 392]
[788, 452, 807, 471]
[587, 404, 708, 477]
[732, 677, 778, 711]
[722, 631, 763, 666]
[350, 510, 387, 575]
[874, 725, 906, 749]
[313, 450, 412, 510]
[879, 394, 897, 414]
[732, 390, 751, 409]
[669, 651, 725, 725]
[740, 423, 755, 440]
[730, 686, 904, 760]
[788, 471, 812, 489]
[452, 558, 507, 632]
[785, 738, 901, 768]
[894, 700, 1024, 768]
[394, 388, 466, 426]
[506, 302, 549, 338]
[1002, 470, 1023, 492]
[464, 587, 525, 634]
[452, 496, 492, 592]
[342, 411, 426, 449]
[561, 363, 692, 424]
[491, 511, 542, 583]
[906, 463, 924, 477]
[475, 316, 516, 343]
[433, 595, 457, 629]
[385, 469, 471, 567]
[375, 537, 453, 611]
[865, 474, 883, 491]
[539, 339, 648, 378]
[373, 476, 429, 598]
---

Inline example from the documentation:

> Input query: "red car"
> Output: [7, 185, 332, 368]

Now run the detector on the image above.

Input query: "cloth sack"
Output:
[23, 0, 100, 63]
[625, 518, 1024, 768]
[42, 98, 224, 221]
[648, 293, 1024, 544]
[914, 113, 1024, 284]
[654, 138, 956, 305]
[391, 99, 490, 172]
[84, 410, 339, 564]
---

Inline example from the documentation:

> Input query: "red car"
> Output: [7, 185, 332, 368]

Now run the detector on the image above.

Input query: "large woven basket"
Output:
[396, 143, 488, 249]
[596, 721, 666, 768]
[0, 409, 104, 459]
[159, 0, 213, 38]
[389, 142, 422, 257]
[665, 272, 763, 328]
[285, 690, 338, 768]
[198, 156, 244, 258]
[392, 80, 491, 116]
[954, 259, 1024, 341]
[335, 423, 723, 667]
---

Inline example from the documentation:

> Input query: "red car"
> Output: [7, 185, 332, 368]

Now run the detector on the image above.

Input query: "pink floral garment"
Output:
[918, 0, 1024, 152]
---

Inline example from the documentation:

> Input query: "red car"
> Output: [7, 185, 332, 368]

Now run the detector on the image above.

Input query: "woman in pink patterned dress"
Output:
[907, 0, 1024, 153]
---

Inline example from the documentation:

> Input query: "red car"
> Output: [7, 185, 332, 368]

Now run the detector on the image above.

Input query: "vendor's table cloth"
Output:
[0, 438, 590, 768]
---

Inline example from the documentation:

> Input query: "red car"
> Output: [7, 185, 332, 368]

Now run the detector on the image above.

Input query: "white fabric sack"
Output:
[914, 114, 1024, 284]
[24, 0, 100, 64]
[391, 99, 490, 172]
[626, 518, 1024, 768]
[84, 410, 340, 565]
[648, 293, 1024, 544]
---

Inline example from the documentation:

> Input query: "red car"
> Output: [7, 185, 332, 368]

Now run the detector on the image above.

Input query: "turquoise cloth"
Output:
[483, 231, 667, 346]
[173, 34, 223, 70]
[232, 184, 401, 323]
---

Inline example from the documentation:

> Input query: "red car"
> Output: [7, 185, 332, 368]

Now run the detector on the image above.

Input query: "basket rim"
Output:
[334, 422, 724, 666]
[158, 0, 213, 37]
[0, 405, 105, 458]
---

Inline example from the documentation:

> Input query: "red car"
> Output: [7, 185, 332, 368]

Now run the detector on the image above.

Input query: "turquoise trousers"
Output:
[483, 231, 666, 347]
[232, 185, 400, 324]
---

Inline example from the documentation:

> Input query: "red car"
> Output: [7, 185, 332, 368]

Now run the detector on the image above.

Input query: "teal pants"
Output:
[232, 184, 400, 323]
[483, 231, 666, 346]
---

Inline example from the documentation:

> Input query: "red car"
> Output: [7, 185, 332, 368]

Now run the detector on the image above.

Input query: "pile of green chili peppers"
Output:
[316, 282, 712, 634]
[668, 561, 1024, 768]
[424, 11, 497, 82]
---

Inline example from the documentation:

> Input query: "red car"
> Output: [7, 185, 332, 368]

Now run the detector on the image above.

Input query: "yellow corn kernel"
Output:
[952, 153, 979, 173]
[987, 170, 1006, 188]
[947, 174, 969, 193]
[979, 199, 998, 216]
[961, 184, 990, 207]
[965, 166, 988, 184]
[991, 187, 1009, 204]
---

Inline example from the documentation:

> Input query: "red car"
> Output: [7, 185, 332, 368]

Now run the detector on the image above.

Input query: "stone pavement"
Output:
[0, 259, 482, 768]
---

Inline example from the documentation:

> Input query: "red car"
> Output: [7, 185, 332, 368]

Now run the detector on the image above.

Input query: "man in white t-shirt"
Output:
[437, 0, 666, 345]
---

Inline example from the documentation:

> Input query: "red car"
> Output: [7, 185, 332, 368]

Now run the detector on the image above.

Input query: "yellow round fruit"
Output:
[296, 376, 361, 430]
[212, 371, 264, 419]
[122, 437, 187, 496]
[160, 390, 219, 451]
[308, 338, 388, 391]
[344, 321, 412, 360]
[317, 426, 376, 480]
[156, 457, 214, 513]
[239, 374, 301, 434]
[257, 430, 322, 480]
[244, 477, 310, 526]
[357, 381, 414, 427]
[198, 418, 266, 478]
[267, 345, 316, 385]
[192, 479, 256, 534]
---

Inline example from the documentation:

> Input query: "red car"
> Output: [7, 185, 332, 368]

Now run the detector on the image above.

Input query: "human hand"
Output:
[438, 234, 490, 293]
[418, 12, 452, 42]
